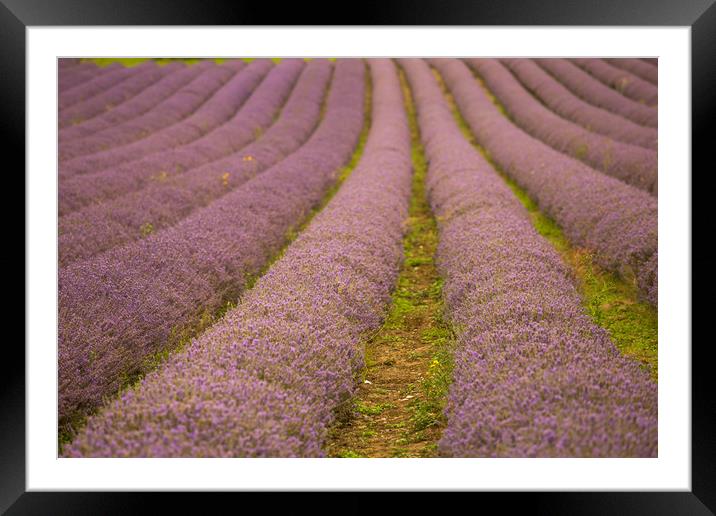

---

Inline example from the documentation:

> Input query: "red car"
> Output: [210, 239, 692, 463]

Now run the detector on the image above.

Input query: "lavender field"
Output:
[58, 57, 658, 458]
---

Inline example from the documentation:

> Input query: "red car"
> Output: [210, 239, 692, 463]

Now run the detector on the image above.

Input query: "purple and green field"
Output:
[58, 57, 658, 458]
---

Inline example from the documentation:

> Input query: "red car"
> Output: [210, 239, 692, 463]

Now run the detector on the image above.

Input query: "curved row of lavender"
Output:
[642, 58, 658, 67]
[59, 62, 117, 95]
[59, 59, 328, 266]
[65, 58, 410, 458]
[59, 60, 252, 177]
[465, 59, 657, 194]
[59, 58, 81, 67]
[59, 62, 172, 128]
[59, 62, 104, 92]
[58, 58, 82, 71]
[534, 59, 657, 128]
[59, 62, 198, 142]
[58, 60, 234, 164]
[59, 63, 142, 111]
[401, 57, 657, 457]
[58, 59, 304, 216]
[431, 59, 658, 306]
[571, 58, 658, 106]
[501, 59, 657, 150]
[604, 58, 657, 85]
[58, 58, 365, 433]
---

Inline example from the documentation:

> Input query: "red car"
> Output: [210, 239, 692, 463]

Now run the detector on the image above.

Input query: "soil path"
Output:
[325, 70, 453, 458]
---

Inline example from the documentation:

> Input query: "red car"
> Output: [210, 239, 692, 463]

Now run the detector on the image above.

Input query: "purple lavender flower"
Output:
[430, 58, 657, 305]
[570, 58, 658, 106]
[58, 59, 326, 266]
[59, 62, 175, 129]
[58, 59, 365, 432]
[465, 58, 657, 194]
[65, 59, 411, 458]
[400, 58, 657, 458]
[501, 59, 657, 150]
[534, 58, 657, 128]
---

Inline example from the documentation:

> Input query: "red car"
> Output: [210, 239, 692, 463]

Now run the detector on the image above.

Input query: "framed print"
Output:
[5, 0, 711, 513]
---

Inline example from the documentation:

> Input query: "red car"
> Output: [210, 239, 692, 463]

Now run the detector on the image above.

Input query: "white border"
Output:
[27, 27, 691, 490]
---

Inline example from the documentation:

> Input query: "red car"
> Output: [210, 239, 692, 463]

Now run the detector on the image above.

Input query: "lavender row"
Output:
[604, 58, 658, 85]
[58, 62, 198, 142]
[59, 62, 115, 93]
[59, 60, 251, 176]
[59, 60, 264, 179]
[534, 59, 657, 128]
[58, 59, 304, 216]
[571, 58, 658, 106]
[65, 59, 409, 457]
[58, 58, 365, 431]
[466, 59, 657, 194]
[59, 59, 327, 266]
[431, 59, 658, 306]
[401, 58, 657, 457]
[59, 63, 141, 111]
[58, 62, 104, 92]
[58, 58, 82, 69]
[641, 58, 658, 67]
[501, 59, 657, 150]
[59, 62, 173, 129]
[58, 60, 238, 165]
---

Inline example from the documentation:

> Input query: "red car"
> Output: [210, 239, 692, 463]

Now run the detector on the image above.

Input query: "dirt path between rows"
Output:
[324, 70, 453, 458]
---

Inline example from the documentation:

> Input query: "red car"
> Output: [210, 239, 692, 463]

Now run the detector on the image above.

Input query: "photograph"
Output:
[6, 0, 709, 511]
[56, 56, 660, 459]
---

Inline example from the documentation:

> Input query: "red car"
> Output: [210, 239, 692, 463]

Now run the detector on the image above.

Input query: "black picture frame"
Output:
[5, 0, 710, 513]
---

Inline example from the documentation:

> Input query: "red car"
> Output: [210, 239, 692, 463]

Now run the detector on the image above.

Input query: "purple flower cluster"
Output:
[58, 58, 365, 432]
[501, 59, 657, 150]
[400, 58, 657, 457]
[534, 59, 657, 128]
[57, 59, 306, 217]
[59, 62, 173, 129]
[58, 62, 199, 142]
[604, 58, 658, 85]
[430, 58, 657, 305]
[465, 59, 657, 194]
[59, 60, 252, 177]
[57, 60, 235, 164]
[58, 59, 329, 266]
[570, 58, 658, 106]
[59, 63, 135, 110]
[64, 59, 411, 458]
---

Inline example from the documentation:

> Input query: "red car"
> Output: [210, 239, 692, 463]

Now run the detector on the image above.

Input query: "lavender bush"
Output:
[58, 59, 329, 266]
[59, 62, 173, 128]
[534, 59, 657, 128]
[501, 59, 657, 150]
[571, 58, 658, 106]
[58, 58, 365, 432]
[465, 59, 657, 194]
[65, 58, 411, 458]
[604, 58, 657, 85]
[59, 62, 105, 92]
[59, 63, 141, 111]
[58, 59, 306, 216]
[430, 58, 657, 305]
[59, 62, 199, 142]
[58, 60, 235, 164]
[400, 58, 657, 457]
[59, 60, 251, 175]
